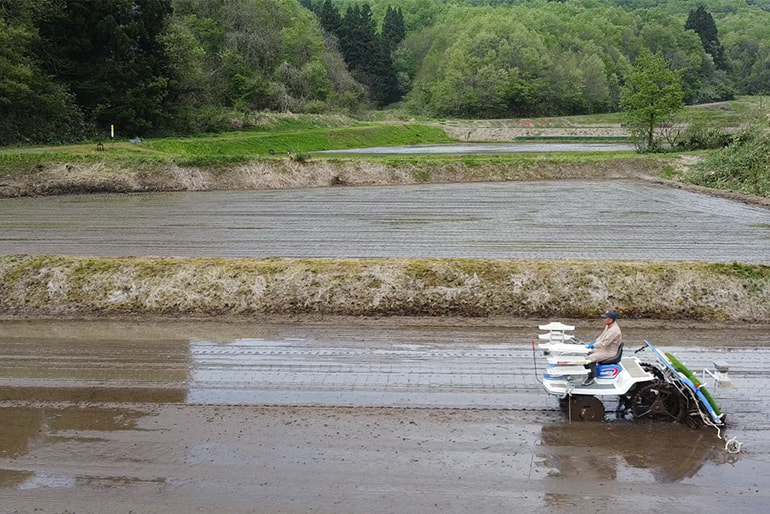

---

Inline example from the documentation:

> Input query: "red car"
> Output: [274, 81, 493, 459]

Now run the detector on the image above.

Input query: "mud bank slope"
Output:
[1, 255, 768, 322]
[0, 157, 663, 198]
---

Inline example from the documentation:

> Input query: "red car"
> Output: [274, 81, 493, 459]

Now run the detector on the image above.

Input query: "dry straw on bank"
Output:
[0, 156, 664, 198]
[1, 255, 767, 322]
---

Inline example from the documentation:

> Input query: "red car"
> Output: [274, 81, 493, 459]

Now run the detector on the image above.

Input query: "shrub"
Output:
[289, 152, 310, 162]
[687, 126, 770, 197]
[674, 118, 733, 150]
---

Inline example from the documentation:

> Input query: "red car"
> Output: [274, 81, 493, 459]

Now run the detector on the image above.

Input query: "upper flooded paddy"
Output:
[1, 180, 768, 262]
[316, 142, 635, 154]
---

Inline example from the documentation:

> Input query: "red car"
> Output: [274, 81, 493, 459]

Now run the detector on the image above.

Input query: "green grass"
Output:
[0, 122, 453, 174]
[0, 151, 170, 177]
[710, 262, 770, 280]
[0, 122, 643, 176]
[145, 124, 451, 156]
[685, 127, 770, 198]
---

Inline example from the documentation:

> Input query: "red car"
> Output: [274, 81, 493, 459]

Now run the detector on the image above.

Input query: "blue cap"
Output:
[601, 310, 618, 320]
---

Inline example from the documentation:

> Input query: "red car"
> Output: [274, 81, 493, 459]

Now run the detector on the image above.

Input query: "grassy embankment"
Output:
[1, 255, 768, 322]
[0, 112, 670, 197]
[0, 117, 445, 196]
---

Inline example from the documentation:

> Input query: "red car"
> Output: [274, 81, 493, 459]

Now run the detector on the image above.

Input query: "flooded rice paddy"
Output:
[315, 142, 636, 154]
[0, 180, 769, 262]
[1, 318, 769, 513]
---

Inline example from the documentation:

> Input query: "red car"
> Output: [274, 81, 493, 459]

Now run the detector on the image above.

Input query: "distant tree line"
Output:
[1, 0, 373, 144]
[2, 0, 770, 145]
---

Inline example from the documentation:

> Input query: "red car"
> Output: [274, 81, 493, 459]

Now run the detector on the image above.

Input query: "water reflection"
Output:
[0, 469, 34, 488]
[0, 321, 190, 404]
[538, 421, 736, 486]
[0, 386, 186, 403]
[0, 405, 152, 491]
[0, 407, 44, 459]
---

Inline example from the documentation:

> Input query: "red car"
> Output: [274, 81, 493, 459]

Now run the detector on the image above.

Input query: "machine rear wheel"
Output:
[630, 380, 683, 422]
[567, 395, 605, 422]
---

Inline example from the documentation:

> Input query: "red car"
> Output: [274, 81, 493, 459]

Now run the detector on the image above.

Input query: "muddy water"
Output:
[1, 180, 769, 261]
[1, 319, 769, 512]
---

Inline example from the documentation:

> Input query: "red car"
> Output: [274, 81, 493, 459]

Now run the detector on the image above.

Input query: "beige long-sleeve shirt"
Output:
[589, 321, 622, 363]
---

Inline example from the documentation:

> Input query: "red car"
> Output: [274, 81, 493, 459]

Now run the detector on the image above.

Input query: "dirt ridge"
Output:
[2, 255, 768, 322]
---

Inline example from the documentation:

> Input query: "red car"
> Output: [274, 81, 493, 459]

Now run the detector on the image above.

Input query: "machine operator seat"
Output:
[599, 343, 624, 365]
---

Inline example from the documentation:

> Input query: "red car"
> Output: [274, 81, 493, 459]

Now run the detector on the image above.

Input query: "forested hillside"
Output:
[2, 0, 769, 145]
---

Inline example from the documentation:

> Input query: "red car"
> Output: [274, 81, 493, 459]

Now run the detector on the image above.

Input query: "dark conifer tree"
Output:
[339, 4, 399, 106]
[685, 6, 728, 71]
[318, 0, 342, 38]
[382, 6, 405, 52]
[340, 4, 377, 71]
[36, 0, 173, 135]
[369, 34, 401, 106]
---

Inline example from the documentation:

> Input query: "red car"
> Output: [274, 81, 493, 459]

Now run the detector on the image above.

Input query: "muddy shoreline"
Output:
[2, 312, 770, 335]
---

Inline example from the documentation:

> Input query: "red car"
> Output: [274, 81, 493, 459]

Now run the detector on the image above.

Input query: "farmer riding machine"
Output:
[536, 322, 730, 440]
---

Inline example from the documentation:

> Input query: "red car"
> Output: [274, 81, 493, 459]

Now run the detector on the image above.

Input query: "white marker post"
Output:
[111, 124, 114, 148]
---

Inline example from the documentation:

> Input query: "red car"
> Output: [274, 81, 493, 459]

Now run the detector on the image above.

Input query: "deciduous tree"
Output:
[0, 1, 85, 144]
[620, 50, 684, 151]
